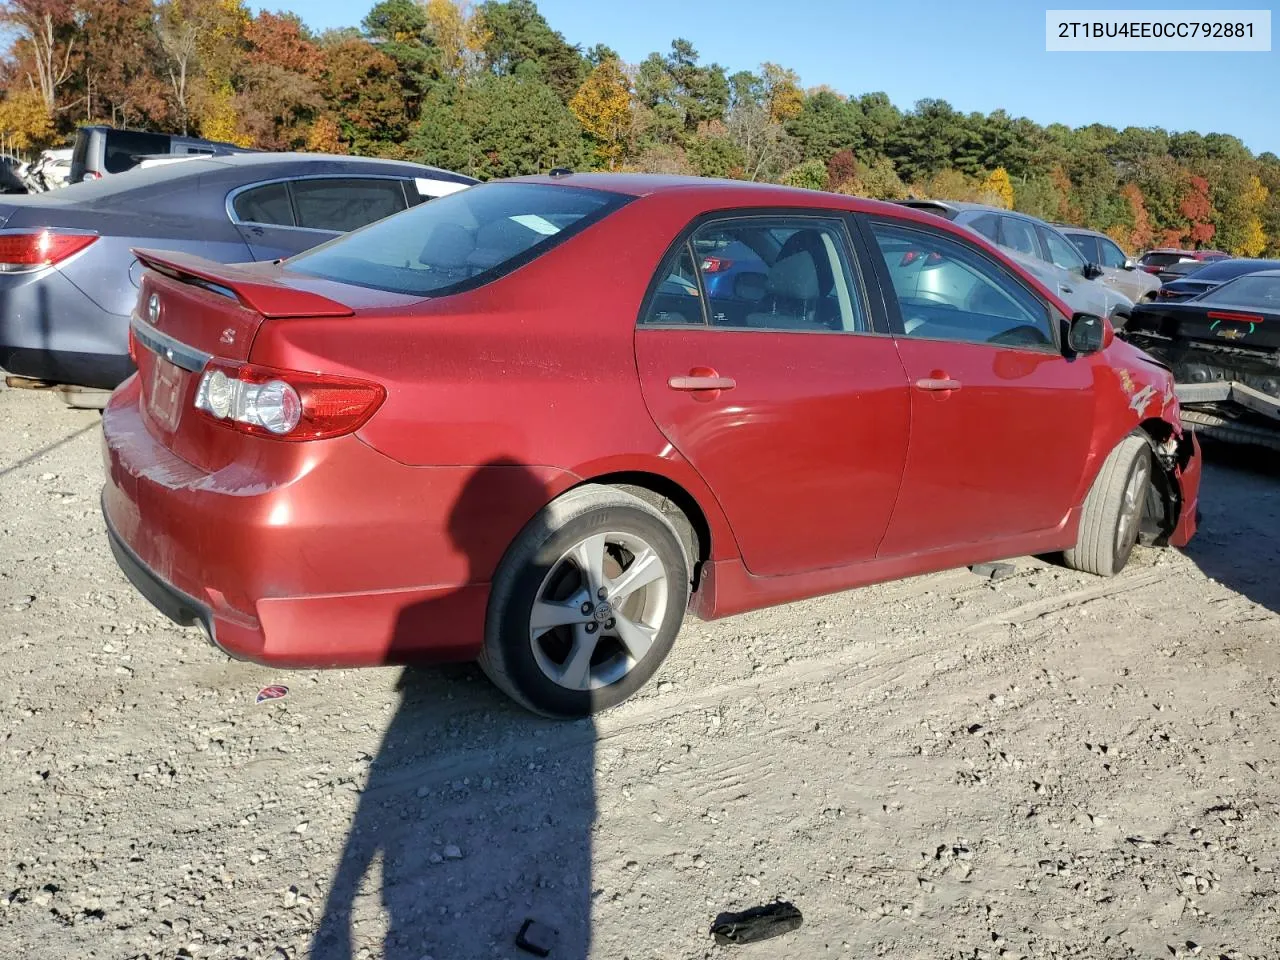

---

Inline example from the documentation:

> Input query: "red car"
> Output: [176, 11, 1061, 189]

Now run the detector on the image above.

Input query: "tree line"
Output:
[3, 0, 1278, 256]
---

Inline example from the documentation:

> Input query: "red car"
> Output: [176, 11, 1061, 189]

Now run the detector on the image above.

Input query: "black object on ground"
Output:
[711, 901, 803, 945]
[970, 561, 1016, 580]
[515, 917, 558, 957]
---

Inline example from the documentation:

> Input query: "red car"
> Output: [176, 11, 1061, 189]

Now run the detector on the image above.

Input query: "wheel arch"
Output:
[564, 463, 735, 590]
[1133, 416, 1192, 546]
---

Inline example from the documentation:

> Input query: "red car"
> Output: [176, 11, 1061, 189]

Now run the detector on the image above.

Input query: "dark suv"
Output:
[69, 126, 248, 183]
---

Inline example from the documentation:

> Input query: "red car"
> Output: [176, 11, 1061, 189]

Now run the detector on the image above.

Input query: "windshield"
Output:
[1198, 273, 1280, 309]
[287, 182, 630, 296]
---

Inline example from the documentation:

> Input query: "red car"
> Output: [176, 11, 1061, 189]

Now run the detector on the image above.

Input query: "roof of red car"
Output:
[514, 171, 908, 216]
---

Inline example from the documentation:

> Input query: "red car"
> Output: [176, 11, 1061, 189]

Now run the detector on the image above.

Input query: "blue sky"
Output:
[266, 0, 1280, 155]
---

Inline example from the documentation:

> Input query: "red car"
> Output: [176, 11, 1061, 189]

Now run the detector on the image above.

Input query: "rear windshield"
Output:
[286, 182, 630, 296]
[104, 130, 172, 173]
[1183, 259, 1280, 282]
[1199, 273, 1280, 309]
[1141, 252, 1190, 267]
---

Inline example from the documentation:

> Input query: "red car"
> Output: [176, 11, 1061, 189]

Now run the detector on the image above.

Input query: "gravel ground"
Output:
[1, 382, 1278, 960]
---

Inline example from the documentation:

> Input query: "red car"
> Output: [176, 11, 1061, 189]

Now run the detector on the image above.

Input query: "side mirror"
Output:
[1083, 262, 1105, 280]
[1067, 312, 1112, 355]
[1123, 258, 1137, 271]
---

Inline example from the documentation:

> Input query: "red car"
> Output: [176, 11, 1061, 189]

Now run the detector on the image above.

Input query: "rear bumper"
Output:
[0, 268, 133, 388]
[101, 378, 571, 668]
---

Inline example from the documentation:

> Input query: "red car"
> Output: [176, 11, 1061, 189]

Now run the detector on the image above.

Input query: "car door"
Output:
[634, 213, 912, 577]
[1095, 235, 1148, 302]
[230, 177, 409, 261]
[1036, 223, 1117, 316]
[859, 216, 1096, 556]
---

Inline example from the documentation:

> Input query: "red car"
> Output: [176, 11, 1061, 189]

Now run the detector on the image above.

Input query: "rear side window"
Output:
[104, 130, 172, 174]
[690, 218, 867, 332]
[640, 243, 705, 326]
[233, 182, 295, 226]
[967, 213, 999, 243]
[291, 177, 407, 231]
[288, 182, 629, 296]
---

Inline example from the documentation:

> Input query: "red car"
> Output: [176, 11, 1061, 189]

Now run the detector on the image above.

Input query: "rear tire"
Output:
[480, 485, 689, 718]
[1064, 435, 1152, 577]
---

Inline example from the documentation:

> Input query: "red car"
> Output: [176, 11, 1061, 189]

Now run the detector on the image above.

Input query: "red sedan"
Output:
[101, 174, 1202, 717]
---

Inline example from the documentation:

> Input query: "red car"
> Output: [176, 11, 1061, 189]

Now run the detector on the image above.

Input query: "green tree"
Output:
[476, 0, 586, 101]
[786, 89, 862, 163]
[781, 158, 828, 192]
[411, 72, 585, 178]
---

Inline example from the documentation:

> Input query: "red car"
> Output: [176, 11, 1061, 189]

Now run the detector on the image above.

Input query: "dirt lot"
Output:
[1, 382, 1278, 960]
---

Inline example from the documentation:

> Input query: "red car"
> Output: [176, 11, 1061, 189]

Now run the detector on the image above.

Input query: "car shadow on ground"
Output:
[310, 459, 595, 960]
[1180, 438, 1280, 616]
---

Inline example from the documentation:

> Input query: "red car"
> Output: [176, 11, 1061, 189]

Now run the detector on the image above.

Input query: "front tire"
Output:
[1064, 435, 1152, 577]
[480, 485, 690, 718]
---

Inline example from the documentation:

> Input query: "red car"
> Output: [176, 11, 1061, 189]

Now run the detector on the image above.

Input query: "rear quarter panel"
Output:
[248, 190, 746, 562]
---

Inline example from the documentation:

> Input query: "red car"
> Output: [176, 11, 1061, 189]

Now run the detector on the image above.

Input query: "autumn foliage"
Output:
[0, 0, 1275, 255]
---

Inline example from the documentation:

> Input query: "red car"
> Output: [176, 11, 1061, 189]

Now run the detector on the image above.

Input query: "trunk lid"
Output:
[1128, 301, 1280, 352]
[130, 249, 371, 471]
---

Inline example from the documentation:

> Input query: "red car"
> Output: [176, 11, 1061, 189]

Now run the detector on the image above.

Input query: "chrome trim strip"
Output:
[130, 313, 211, 373]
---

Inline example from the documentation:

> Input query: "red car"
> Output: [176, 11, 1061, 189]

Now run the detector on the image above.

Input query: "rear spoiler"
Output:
[132, 248, 354, 319]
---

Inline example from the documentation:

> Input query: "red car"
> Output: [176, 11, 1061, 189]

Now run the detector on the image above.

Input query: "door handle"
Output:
[1060, 284, 1074, 294]
[915, 377, 961, 391]
[668, 374, 736, 391]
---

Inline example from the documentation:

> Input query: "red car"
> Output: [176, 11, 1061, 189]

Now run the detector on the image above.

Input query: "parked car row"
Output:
[892, 200, 1140, 323]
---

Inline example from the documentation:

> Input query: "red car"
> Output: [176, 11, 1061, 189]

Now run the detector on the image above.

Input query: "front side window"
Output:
[686, 218, 867, 332]
[288, 182, 629, 296]
[998, 217, 1040, 258]
[870, 220, 1054, 349]
[1039, 226, 1088, 275]
[1068, 233, 1100, 264]
[1097, 237, 1129, 269]
[291, 178, 407, 232]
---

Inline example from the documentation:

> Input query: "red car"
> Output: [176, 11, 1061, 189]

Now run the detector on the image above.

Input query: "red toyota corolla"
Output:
[101, 174, 1202, 717]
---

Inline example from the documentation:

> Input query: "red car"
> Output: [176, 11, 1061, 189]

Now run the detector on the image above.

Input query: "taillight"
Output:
[193, 360, 385, 441]
[1207, 310, 1265, 324]
[0, 230, 98, 273]
[700, 256, 733, 272]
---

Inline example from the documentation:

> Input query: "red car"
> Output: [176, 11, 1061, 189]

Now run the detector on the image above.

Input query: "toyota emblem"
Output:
[146, 293, 160, 325]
